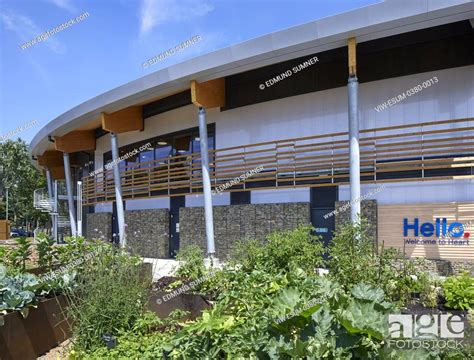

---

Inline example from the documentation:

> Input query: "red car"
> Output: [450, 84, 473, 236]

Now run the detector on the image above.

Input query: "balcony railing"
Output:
[82, 118, 474, 206]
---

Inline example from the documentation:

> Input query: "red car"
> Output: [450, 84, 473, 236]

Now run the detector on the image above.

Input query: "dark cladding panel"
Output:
[224, 21, 473, 111]
[143, 90, 192, 119]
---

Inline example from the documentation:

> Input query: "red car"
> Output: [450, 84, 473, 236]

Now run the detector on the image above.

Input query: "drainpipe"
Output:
[348, 76, 361, 223]
[63, 152, 77, 236]
[198, 107, 216, 257]
[110, 132, 126, 247]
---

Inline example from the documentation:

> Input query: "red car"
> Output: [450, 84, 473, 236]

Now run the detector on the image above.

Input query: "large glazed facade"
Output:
[30, 0, 474, 269]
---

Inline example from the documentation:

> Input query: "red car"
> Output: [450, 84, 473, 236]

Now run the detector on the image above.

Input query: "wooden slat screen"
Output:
[82, 118, 474, 205]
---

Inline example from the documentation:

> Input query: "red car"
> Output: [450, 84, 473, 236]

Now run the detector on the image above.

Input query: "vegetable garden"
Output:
[1, 221, 473, 359]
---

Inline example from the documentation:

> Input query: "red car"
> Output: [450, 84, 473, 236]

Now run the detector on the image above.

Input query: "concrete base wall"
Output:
[179, 202, 310, 258]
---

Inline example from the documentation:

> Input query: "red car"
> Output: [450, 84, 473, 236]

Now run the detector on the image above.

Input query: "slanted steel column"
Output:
[45, 168, 56, 239]
[77, 181, 83, 236]
[63, 152, 77, 236]
[110, 132, 126, 247]
[198, 107, 216, 256]
[348, 37, 360, 223]
[45, 168, 54, 199]
[53, 180, 58, 242]
[348, 77, 360, 222]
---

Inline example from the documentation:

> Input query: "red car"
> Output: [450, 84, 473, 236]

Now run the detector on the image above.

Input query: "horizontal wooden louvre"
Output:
[378, 202, 474, 261]
[82, 118, 474, 205]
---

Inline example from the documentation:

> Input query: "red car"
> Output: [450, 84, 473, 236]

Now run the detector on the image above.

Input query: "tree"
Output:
[0, 139, 49, 229]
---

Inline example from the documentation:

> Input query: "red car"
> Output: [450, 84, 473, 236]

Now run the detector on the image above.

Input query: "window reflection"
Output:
[140, 149, 154, 169]
[101, 125, 215, 188]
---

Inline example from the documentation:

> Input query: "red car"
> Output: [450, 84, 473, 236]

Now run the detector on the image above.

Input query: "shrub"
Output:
[77, 225, 462, 359]
[9, 237, 32, 272]
[56, 236, 93, 266]
[442, 272, 474, 310]
[326, 219, 420, 305]
[174, 244, 206, 280]
[231, 225, 325, 273]
[65, 242, 150, 352]
[36, 232, 57, 269]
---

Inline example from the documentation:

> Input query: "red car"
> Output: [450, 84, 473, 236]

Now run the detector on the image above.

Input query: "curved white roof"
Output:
[30, 0, 474, 161]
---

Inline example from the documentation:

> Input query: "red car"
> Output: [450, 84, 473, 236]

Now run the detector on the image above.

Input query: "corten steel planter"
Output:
[148, 292, 211, 321]
[0, 295, 71, 360]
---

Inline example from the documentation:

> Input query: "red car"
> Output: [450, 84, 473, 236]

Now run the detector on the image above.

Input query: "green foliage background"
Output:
[0, 139, 48, 228]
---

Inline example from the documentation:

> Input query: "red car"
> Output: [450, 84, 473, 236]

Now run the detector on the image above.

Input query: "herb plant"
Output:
[442, 271, 474, 310]
[10, 237, 32, 272]
[36, 232, 57, 269]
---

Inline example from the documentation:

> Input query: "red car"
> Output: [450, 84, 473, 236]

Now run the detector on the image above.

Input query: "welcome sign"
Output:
[377, 203, 474, 260]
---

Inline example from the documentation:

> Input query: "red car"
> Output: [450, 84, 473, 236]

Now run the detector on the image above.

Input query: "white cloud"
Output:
[139, 0, 213, 35]
[0, 11, 66, 54]
[45, 0, 76, 12]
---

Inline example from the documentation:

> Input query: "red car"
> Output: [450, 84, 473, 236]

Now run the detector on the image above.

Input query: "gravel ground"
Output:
[37, 339, 71, 360]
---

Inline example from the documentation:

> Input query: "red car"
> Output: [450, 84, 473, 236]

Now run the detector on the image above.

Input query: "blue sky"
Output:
[0, 0, 380, 144]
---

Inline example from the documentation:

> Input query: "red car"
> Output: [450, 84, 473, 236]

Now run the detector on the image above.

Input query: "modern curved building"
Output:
[30, 0, 474, 271]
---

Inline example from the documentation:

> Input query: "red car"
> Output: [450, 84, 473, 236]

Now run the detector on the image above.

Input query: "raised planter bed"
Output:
[0, 295, 70, 360]
[148, 275, 212, 320]
[148, 291, 211, 320]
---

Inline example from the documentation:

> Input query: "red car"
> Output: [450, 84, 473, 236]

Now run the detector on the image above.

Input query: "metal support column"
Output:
[46, 169, 54, 199]
[63, 152, 77, 236]
[198, 107, 216, 256]
[348, 76, 361, 223]
[45, 168, 55, 238]
[53, 180, 58, 242]
[77, 181, 83, 236]
[110, 132, 126, 247]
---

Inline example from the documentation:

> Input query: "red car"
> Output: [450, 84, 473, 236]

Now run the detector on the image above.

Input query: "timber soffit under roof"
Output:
[29, 0, 474, 165]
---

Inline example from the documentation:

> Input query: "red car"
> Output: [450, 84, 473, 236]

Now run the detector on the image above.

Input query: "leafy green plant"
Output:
[65, 241, 151, 352]
[174, 244, 206, 280]
[231, 225, 325, 273]
[264, 281, 395, 359]
[10, 237, 32, 272]
[0, 265, 39, 325]
[442, 272, 474, 310]
[36, 232, 57, 269]
[0, 247, 6, 263]
[73, 311, 190, 360]
[0, 262, 76, 326]
[56, 236, 93, 266]
[327, 219, 421, 305]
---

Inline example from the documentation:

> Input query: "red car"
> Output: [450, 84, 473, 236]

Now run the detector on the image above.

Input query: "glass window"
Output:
[140, 149, 154, 169]
[155, 146, 171, 163]
[174, 134, 191, 156]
